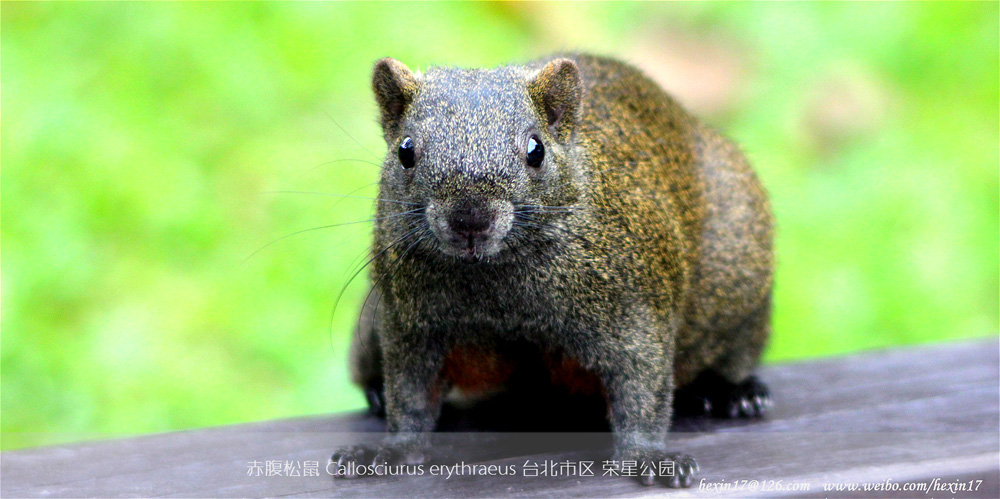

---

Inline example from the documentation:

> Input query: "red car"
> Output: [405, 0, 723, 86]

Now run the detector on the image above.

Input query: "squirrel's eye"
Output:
[526, 135, 544, 168]
[398, 137, 415, 169]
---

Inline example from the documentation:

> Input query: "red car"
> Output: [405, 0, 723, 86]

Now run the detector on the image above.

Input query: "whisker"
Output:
[333, 225, 424, 353]
[332, 224, 424, 317]
[325, 111, 382, 161]
[323, 182, 381, 213]
[514, 204, 583, 212]
[318, 158, 383, 169]
[510, 224, 550, 258]
[342, 223, 423, 281]
[514, 208, 579, 213]
[340, 212, 423, 276]
[264, 191, 421, 206]
[298, 158, 383, 179]
[513, 209, 579, 216]
[242, 223, 360, 265]
[368, 229, 431, 326]
[513, 216, 596, 250]
[327, 222, 423, 348]
[243, 209, 422, 265]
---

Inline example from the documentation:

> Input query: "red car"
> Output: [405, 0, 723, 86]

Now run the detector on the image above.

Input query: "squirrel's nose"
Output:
[447, 205, 493, 238]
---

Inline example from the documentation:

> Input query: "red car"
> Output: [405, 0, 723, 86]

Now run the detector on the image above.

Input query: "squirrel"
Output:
[333, 53, 774, 488]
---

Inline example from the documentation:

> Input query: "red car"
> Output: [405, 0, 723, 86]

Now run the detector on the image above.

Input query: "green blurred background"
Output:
[2, 2, 997, 451]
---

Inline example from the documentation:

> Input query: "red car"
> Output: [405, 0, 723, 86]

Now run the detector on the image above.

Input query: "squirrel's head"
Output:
[371, 57, 584, 264]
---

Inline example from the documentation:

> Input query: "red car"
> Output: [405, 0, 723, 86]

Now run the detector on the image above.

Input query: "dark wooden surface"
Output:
[3, 338, 998, 498]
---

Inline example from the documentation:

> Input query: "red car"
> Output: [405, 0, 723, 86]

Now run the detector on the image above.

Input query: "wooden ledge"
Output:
[2, 338, 998, 497]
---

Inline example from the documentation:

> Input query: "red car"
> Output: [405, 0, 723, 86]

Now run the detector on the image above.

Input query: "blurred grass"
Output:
[2, 2, 997, 450]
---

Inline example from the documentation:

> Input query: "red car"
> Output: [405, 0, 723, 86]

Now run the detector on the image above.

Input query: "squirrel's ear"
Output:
[528, 58, 581, 141]
[372, 58, 419, 135]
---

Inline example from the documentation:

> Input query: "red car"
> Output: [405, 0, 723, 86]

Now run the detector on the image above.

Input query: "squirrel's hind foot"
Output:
[674, 373, 772, 419]
[364, 385, 386, 418]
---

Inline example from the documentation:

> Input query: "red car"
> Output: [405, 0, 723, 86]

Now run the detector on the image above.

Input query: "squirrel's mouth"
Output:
[450, 233, 496, 263]
[425, 200, 513, 263]
[438, 225, 508, 263]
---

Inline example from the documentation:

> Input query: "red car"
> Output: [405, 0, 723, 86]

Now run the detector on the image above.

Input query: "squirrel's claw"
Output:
[330, 442, 430, 479]
[720, 375, 772, 418]
[633, 452, 699, 488]
[675, 372, 772, 419]
[330, 445, 377, 479]
[364, 387, 386, 418]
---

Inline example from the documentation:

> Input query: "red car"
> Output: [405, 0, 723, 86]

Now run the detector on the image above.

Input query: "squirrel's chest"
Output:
[394, 269, 569, 331]
[440, 345, 603, 397]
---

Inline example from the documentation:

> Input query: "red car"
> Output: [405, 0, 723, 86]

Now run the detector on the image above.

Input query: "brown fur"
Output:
[440, 347, 516, 395]
[338, 53, 774, 487]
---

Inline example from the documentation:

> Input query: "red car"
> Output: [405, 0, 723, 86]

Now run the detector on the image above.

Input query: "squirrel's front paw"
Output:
[642, 452, 699, 488]
[614, 450, 699, 488]
[329, 444, 429, 479]
[329, 445, 388, 479]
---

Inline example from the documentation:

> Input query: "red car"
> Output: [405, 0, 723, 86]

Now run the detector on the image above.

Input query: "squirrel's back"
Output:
[558, 54, 773, 384]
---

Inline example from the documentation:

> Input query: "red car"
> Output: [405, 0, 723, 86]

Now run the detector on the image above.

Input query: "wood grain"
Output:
[2, 338, 998, 498]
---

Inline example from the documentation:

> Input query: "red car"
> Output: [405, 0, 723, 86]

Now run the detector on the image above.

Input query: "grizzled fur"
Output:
[339, 53, 774, 487]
